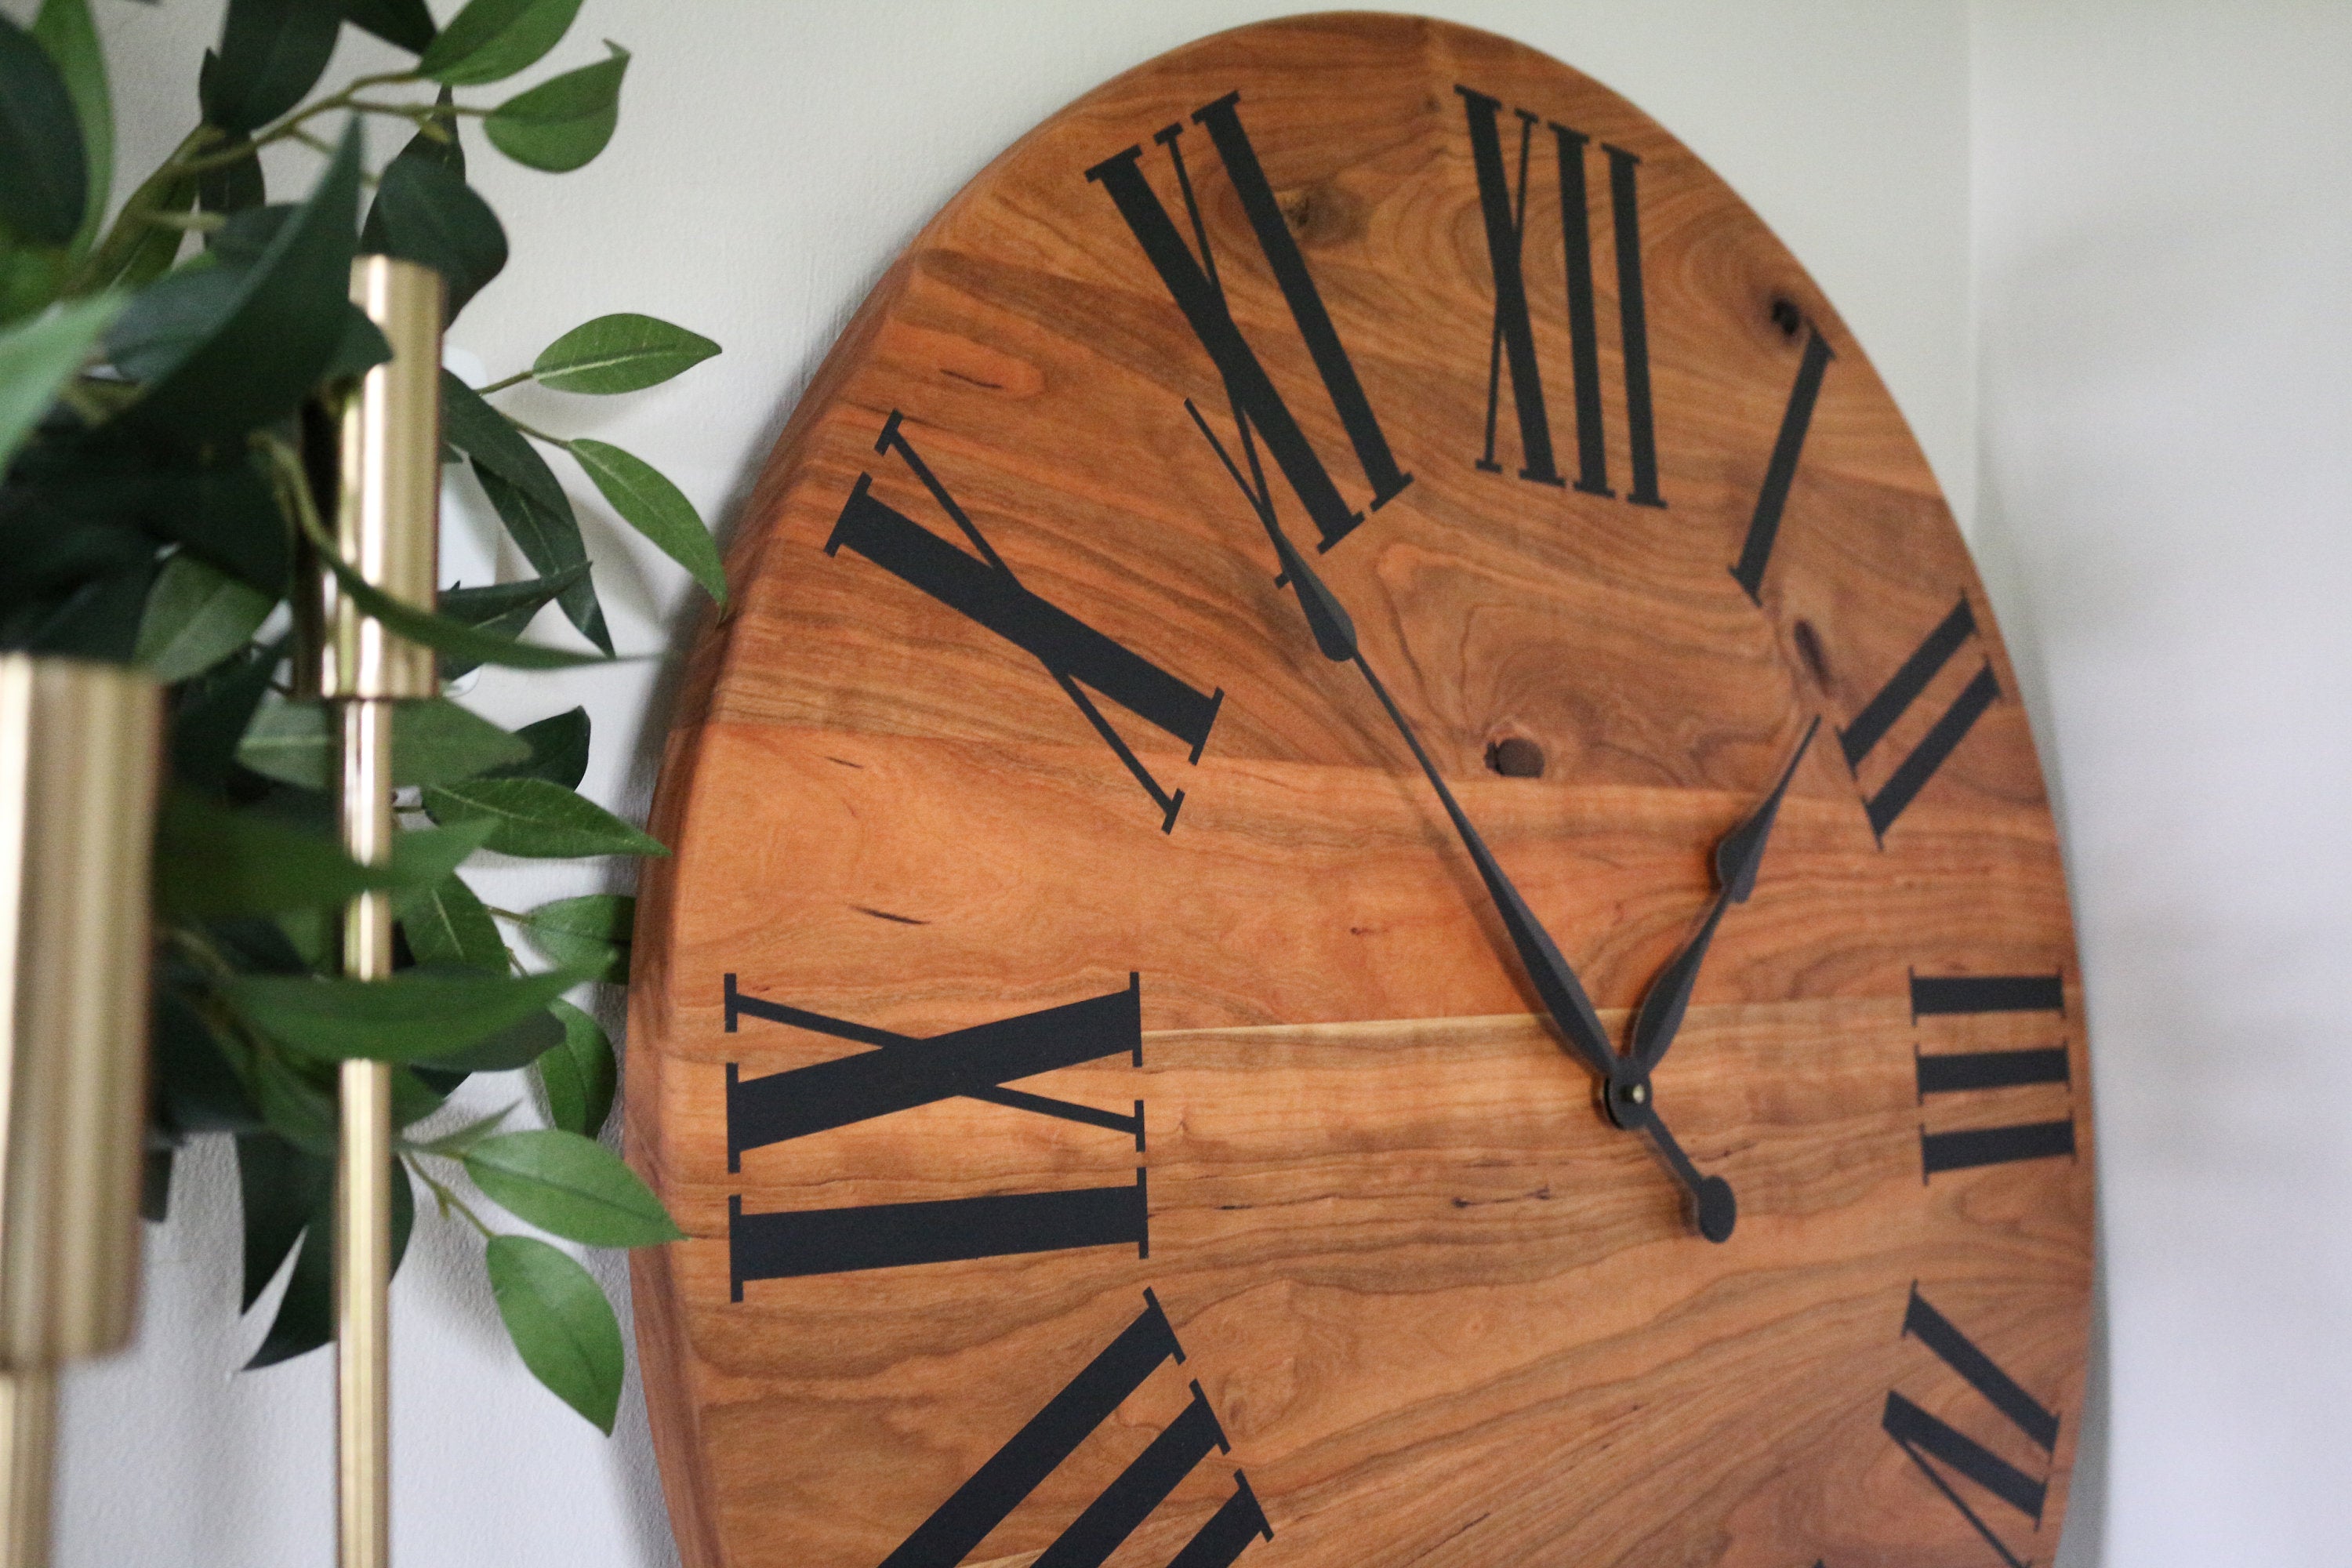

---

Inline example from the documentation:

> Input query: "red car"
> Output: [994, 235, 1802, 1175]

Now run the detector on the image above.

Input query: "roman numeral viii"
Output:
[1457, 85, 1664, 506]
[829, 413, 1224, 833]
[1088, 93, 1411, 556]
[723, 974, 1148, 1292]
[1883, 1285, 2060, 1568]
[1839, 595, 2001, 841]
[1913, 971, 2074, 1179]
[882, 1290, 1272, 1568]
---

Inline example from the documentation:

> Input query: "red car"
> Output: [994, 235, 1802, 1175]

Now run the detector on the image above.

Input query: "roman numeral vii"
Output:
[828, 413, 1224, 832]
[723, 974, 1149, 1291]
[1457, 84, 1664, 507]
[881, 1291, 1272, 1568]
[1089, 93, 1411, 556]
[1883, 1285, 2060, 1568]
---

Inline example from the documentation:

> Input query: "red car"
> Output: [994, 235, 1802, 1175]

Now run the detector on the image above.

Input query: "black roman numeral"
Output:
[1838, 596, 2001, 840]
[1087, 93, 1411, 557]
[724, 974, 1149, 1291]
[1882, 1285, 2060, 1568]
[881, 1290, 1273, 1568]
[1729, 326, 1835, 602]
[1911, 970, 2074, 1180]
[1456, 85, 1664, 507]
[829, 413, 1224, 832]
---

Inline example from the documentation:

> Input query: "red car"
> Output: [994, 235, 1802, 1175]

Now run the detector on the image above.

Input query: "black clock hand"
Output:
[1627, 717, 1820, 1076]
[1186, 404, 1619, 1084]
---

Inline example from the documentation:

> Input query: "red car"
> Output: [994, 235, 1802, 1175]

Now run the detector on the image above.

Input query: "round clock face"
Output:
[628, 15, 2094, 1568]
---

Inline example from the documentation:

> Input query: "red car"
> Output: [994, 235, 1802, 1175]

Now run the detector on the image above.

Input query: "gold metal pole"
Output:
[0, 656, 163, 1567]
[322, 256, 443, 1568]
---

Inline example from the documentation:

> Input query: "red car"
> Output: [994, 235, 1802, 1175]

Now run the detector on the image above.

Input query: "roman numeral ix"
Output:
[829, 413, 1224, 832]
[881, 1290, 1272, 1568]
[1457, 84, 1664, 506]
[1912, 970, 2074, 1179]
[1883, 1285, 2060, 1568]
[1088, 92, 1411, 558]
[724, 974, 1149, 1292]
[1839, 595, 2001, 841]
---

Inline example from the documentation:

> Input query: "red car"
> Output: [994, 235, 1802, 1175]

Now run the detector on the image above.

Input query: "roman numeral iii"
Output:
[881, 1291, 1272, 1568]
[1839, 595, 2001, 840]
[1088, 92, 1412, 556]
[1911, 970, 2074, 1178]
[723, 975, 1148, 1290]
[829, 413, 1224, 832]
[1456, 85, 1664, 506]
[1883, 1285, 2060, 1568]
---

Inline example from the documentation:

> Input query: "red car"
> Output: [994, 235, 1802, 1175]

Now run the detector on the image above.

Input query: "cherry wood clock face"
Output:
[627, 15, 2095, 1568]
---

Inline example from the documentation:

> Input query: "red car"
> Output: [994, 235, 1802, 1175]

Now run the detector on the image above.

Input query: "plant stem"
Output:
[405, 1156, 498, 1240]
[65, 125, 216, 296]
[503, 414, 572, 448]
[474, 371, 533, 394]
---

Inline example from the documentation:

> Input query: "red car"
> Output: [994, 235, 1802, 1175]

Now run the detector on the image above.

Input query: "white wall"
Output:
[1971, 4, 2352, 1563]
[45, 3, 1994, 1563]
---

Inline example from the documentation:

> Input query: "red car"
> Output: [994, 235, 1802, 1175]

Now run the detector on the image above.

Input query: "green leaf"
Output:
[154, 984, 262, 1138]
[109, 120, 361, 444]
[78, 158, 196, 295]
[485, 705, 588, 788]
[413, 1102, 513, 1155]
[569, 438, 726, 604]
[245, 1149, 412, 1368]
[154, 790, 492, 920]
[531, 312, 717, 395]
[423, 776, 666, 858]
[483, 1234, 621, 1432]
[169, 636, 281, 790]
[236, 1133, 328, 1311]
[442, 371, 610, 652]
[465, 1129, 681, 1248]
[0, 12, 87, 246]
[485, 42, 626, 173]
[292, 492, 612, 670]
[223, 963, 596, 1063]
[537, 997, 614, 1137]
[151, 448, 290, 593]
[135, 551, 274, 683]
[514, 893, 630, 982]
[336, 0, 434, 54]
[238, 697, 531, 790]
[418, 0, 582, 85]
[392, 872, 506, 973]
[429, 998, 563, 1071]
[195, 136, 267, 244]
[436, 566, 586, 678]
[31, 0, 111, 262]
[0, 292, 119, 472]
[359, 150, 506, 320]
[201, 0, 342, 135]
[323, 299, 393, 379]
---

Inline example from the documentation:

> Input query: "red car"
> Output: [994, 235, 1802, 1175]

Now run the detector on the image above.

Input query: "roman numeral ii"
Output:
[829, 413, 1224, 832]
[1457, 85, 1664, 506]
[882, 1291, 1272, 1568]
[1088, 93, 1412, 556]
[723, 974, 1149, 1292]
[1912, 970, 2074, 1178]
[1883, 1285, 2060, 1568]
[1839, 595, 2001, 840]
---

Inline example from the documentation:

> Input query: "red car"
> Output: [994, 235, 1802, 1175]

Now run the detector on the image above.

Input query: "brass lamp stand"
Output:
[307, 256, 444, 1568]
[0, 658, 163, 1566]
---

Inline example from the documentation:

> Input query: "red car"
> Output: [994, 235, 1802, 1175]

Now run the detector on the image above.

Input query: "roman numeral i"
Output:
[1840, 595, 2001, 841]
[882, 1290, 1272, 1568]
[1883, 1285, 2060, 1568]
[1088, 92, 1413, 557]
[724, 974, 1149, 1292]
[1457, 85, 1664, 507]
[1912, 970, 2075, 1179]
[828, 413, 1224, 833]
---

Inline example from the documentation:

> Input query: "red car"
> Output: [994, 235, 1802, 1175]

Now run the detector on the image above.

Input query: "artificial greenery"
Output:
[0, 0, 725, 1433]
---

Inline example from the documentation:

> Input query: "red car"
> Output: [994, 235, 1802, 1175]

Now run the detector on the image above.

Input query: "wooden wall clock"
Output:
[626, 13, 2096, 1568]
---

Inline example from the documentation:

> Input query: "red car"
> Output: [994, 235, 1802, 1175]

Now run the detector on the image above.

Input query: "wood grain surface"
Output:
[628, 14, 2094, 1568]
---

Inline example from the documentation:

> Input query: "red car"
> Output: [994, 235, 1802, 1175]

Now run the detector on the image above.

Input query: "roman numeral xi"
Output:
[1457, 85, 1664, 506]
[882, 1291, 1272, 1568]
[1913, 970, 2075, 1179]
[1089, 92, 1412, 557]
[829, 413, 1224, 832]
[723, 974, 1149, 1293]
[1883, 1285, 2061, 1568]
